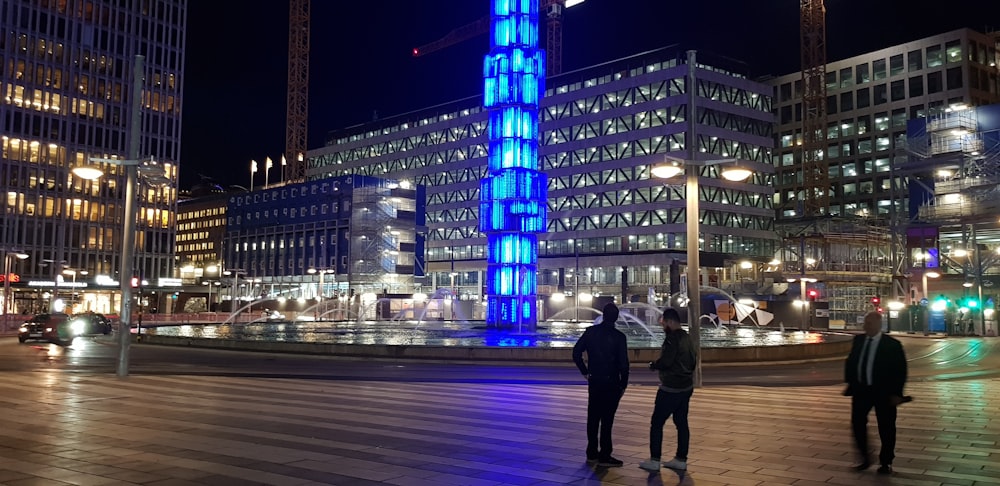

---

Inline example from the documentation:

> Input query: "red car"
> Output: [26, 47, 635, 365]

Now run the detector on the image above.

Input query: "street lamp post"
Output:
[202, 280, 220, 312]
[70, 55, 171, 378]
[223, 268, 246, 309]
[3, 251, 29, 316]
[653, 155, 754, 388]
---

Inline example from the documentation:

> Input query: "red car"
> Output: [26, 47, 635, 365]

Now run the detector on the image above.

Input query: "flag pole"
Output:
[250, 159, 257, 190]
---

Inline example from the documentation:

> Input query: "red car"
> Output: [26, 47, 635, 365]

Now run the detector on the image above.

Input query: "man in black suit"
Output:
[844, 310, 908, 475]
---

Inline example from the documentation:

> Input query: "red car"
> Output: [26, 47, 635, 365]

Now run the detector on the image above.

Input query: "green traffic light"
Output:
[968, 299, 979, 308]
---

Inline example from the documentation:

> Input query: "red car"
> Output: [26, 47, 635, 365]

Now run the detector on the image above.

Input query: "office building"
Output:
[222, 175, 425, 303]
[309, 47, 777, 317]
[0, 1, 185, 314]
[768, 28, 1000, 324]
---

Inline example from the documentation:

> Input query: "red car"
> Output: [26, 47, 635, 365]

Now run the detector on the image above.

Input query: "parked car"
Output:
[67, 313, 113, 336]
[18, 313, 72, 345]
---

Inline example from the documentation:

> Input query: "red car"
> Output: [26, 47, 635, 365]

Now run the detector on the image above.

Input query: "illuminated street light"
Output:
[653, 153, 753, 388]
[69, 55, 168, 378]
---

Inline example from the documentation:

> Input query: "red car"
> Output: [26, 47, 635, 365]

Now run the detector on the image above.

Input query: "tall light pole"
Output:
[71, 55, 170, 378]
[223, 268, 246, 307]
[653, 155, 754, 388]
[203, 280, 220, 312]
[3, 251, 29, 315]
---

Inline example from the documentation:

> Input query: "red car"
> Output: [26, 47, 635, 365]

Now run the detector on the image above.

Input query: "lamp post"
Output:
[307, 267, 335, 299]
[202, 280, 220, 312]
[653, 156, 754, 388]
[61, 269, 87, 313]
[223, 268, 246, 309]
[70, 55, 171, 377]
[3, 251, 29, 316]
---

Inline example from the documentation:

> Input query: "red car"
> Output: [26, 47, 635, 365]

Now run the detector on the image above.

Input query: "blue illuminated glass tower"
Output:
[481, 0, 546, 330]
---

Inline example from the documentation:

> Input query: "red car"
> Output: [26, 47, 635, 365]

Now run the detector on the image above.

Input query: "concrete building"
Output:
[0, 1, 185, 314]
[768, 28, 1000, 326]
[309, 47, 777, 318]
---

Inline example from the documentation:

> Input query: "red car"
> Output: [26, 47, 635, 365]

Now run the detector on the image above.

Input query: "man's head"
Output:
[660, 307, 682, 331]
[602, 302, 619, 325]
[862, 311, 882, 336]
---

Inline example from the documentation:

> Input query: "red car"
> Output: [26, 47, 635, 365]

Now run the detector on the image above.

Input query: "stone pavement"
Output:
[0, 371, 997, 485]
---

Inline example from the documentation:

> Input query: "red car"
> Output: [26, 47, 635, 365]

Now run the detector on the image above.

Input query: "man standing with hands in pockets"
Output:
[640, 307, 697, 472]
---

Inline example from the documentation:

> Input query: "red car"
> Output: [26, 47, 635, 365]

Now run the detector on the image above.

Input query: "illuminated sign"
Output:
[158, 278, 183, 287]
[0, 273, 21, 283]
[27, 281, 88, 288]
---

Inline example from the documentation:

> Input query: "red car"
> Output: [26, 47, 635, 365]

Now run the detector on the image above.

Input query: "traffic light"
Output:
[967, 297, 979, 309]
[871, 295, 880, 306]
[807, 289, 819, 301]
[131, 277, 139, 288]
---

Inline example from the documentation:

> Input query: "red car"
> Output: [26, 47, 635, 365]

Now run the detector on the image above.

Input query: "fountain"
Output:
[141, 286, 851, 363]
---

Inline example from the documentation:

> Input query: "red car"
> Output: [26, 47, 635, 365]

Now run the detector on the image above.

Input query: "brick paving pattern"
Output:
[0, 372, 997, 485]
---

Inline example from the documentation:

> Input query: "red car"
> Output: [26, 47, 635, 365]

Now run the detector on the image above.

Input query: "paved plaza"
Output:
[0, 361, 998, 485]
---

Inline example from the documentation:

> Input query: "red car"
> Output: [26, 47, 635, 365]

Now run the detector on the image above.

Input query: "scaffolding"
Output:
[777, 216, 892, 325]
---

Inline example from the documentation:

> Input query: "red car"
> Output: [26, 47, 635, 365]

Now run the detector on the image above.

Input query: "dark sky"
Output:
[180, 0, 1000, 189]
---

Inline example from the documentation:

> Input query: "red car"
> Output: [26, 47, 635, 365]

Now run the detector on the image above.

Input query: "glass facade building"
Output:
[309, 47, 777, 313]
[0, 1, 184, 314]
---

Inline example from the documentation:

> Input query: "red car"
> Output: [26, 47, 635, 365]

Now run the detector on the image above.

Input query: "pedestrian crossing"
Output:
[0, 371, 997, 485]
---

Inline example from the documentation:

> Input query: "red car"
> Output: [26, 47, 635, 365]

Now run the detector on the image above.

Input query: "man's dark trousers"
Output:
[587, 380, 623, 459]
[649, 388, 693, 460]
[851, 385, 897, 465]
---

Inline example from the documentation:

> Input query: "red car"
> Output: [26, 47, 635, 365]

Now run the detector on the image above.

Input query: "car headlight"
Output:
[18, 326, 27, 333]
[70, 319, 86, 335]
[45, 327, 54, 333]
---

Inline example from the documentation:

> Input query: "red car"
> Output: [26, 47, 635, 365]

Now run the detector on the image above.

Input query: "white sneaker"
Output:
[639, 459, 661, 471]
[662, 458, 687, 470]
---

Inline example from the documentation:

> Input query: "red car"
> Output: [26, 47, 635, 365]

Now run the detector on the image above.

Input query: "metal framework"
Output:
[543, 0, 565, 76]
[286, 0, 310, 182]
[800, 0, 828, 216]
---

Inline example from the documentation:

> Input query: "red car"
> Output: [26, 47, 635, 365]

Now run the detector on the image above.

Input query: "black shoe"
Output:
[853, 461, 871, 471]
[877, 464, 892, 475]
[598, 456, 624, 467]
[586, 456, 598, 464]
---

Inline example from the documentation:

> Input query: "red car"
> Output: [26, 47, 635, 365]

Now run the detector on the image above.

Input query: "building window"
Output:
[873, 58, 886, 80]
[927, 71, 943, 93]
[946, 67, 963, 90]
[945, 39, 962, 63]
[909, 76, 924, 97]
[890, 80, 905, 101]
[908, 49, 922, 71]
[927, 44, 943, 67]
[856, 63, 870, 84]
[856, 87, 870, 108]
[889, 54, 904, 76]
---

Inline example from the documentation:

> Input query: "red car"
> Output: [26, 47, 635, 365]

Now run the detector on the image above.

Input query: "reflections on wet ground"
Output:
[143, 320, 840, 348]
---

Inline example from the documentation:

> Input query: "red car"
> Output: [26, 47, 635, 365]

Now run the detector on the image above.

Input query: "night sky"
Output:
[180, 0, 1000, 189]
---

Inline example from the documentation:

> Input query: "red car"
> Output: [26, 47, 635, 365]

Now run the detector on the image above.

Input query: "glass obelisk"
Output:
[481, 0, 546, 331]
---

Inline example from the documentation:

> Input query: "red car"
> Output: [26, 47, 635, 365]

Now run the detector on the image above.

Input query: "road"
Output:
[2, 334, 1000, 386]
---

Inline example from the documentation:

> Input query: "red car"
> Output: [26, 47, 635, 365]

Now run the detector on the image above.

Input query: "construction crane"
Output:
[285, 0, 310, 182]
[800, 0, 828, 217]
[411, 0, 584, 76]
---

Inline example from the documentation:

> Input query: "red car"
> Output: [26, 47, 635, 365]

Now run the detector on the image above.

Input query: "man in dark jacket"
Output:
[640, 307, 696, 472]
[844, 310, 908, 475]
[573, 302, 629, 467]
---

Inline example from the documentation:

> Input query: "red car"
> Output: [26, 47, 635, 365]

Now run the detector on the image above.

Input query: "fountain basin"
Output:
[138, 321, 853, 364]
